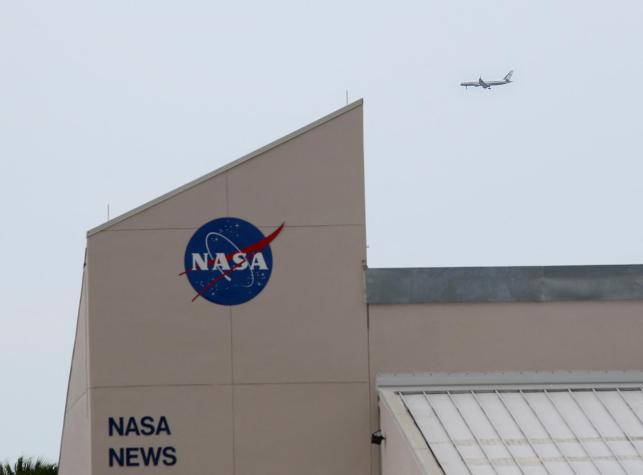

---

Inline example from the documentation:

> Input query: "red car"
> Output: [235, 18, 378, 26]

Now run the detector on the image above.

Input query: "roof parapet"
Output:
[366, 264, 643, 303]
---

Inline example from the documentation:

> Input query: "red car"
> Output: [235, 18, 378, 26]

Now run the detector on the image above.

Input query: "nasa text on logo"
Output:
[181, 217, 284, 305]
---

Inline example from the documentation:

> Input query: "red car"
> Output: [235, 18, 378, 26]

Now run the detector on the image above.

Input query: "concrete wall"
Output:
[60, 101, 371, 475]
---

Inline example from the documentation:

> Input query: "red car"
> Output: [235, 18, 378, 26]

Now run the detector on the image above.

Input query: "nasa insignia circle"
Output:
[184, 217, 274, 305]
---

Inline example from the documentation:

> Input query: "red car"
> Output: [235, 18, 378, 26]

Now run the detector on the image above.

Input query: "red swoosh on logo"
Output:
[181, 222, 285, 302]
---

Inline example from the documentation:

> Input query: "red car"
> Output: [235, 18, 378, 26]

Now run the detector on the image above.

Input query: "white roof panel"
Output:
[396, 385, 643, 475]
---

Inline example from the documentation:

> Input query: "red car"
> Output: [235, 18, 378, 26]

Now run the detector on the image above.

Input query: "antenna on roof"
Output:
[107, 203, 110, 221]
[345, 90, 348, 105]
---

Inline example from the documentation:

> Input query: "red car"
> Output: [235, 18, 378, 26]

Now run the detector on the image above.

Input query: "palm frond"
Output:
[0, 456, 57, 475]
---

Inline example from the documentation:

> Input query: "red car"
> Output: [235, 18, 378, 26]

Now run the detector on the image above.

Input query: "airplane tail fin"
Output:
[504, 70, 514, 82]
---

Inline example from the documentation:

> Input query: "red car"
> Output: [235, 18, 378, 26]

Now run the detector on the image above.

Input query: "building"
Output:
[59, 100, 643, 474]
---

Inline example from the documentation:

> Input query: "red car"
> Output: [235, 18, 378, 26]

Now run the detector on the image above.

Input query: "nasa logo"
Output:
[182, 217, 284, 305]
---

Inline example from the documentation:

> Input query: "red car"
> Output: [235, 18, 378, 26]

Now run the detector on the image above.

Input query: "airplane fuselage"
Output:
[461, 70, 514, 89]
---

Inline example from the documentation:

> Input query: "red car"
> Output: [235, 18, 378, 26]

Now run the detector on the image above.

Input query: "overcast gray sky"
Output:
[2, 0, 643, 462]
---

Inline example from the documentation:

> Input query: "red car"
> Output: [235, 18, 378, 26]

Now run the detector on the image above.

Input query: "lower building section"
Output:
[378, 372, 643, 475]
[91, 385, 233, 475]
[59, 393, 91, 475]
[81, 382, 370, 475]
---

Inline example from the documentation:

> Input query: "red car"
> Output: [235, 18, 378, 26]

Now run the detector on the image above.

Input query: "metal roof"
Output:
[86, 99, 363, 237]
[366, 265, 643, 303]
[381, 373, 643, 475]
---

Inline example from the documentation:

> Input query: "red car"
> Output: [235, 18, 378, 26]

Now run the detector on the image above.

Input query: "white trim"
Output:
[376, 371, 643, 390]
[379, 389, 443, 475]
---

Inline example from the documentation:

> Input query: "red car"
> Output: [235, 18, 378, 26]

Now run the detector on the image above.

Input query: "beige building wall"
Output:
[59, 266, 92, 475]
[60, 100, 371, 475]
[369, 301, 643, 377]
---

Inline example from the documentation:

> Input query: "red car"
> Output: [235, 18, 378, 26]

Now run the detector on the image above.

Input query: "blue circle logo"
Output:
[182, 217, 284, 305]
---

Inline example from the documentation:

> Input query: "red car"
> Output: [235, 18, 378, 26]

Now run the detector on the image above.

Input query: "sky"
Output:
[2, 0, 643, 463]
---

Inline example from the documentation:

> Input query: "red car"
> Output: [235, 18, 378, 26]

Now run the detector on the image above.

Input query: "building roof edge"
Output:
[87, 99, 364, 237]
[366, 264, 643, 303]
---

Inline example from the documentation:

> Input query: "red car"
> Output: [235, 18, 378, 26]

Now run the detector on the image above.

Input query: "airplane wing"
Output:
[460, 81, 480, 87]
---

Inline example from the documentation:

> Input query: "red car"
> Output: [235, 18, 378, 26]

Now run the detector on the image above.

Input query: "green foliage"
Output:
[0, 457, 57, 475]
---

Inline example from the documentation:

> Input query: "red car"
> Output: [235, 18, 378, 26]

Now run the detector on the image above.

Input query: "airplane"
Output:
[461, 70, 513, 89]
